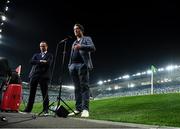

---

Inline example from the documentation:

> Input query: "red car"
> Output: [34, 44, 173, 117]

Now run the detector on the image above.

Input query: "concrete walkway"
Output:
[0, 112, 179, 129]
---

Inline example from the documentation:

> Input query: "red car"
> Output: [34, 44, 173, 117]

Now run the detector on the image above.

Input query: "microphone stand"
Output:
[45, 39, 75, 117]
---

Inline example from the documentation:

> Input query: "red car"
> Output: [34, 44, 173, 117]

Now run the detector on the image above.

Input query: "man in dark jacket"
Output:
[68, 24, 96, 117]
[23, 41, 53, 115]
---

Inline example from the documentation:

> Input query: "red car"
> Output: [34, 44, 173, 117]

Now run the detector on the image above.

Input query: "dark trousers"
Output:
[0, 77, 7, 105]
[69, 63, 90, 111]
[26, 77, 49, 112]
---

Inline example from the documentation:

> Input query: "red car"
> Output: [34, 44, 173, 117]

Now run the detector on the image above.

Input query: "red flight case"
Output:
[0, 84, 22, 112]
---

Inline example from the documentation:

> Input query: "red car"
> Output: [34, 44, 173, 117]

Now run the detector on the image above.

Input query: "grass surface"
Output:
[20, 93, 180, 127]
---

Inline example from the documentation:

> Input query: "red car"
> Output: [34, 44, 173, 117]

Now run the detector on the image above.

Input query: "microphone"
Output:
[59, 36, 72, 44]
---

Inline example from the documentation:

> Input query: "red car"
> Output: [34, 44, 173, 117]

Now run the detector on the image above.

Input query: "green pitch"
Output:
[20, 93, 180, 127]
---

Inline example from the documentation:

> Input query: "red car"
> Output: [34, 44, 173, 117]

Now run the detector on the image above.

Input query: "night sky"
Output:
[0, 0, 180, 85]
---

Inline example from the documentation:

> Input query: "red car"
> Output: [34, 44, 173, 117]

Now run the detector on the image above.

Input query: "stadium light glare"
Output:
[96, 63, 180, 86]
[107, 79, 111, 82]
[0, 29, 2, 32]
[158, 68, 164, 72]
[128, 83, 135, 88]
[141, 72, 146, 75]
[7, 0, 10, 3]
[166, 65, 175, 71]
[1, 23, 4, 26]
[136, 72, 141, 76]
[97, 80, 103, 85]
[5, 7, 8, 11]
[164, 78, 169, 82]
[62, 85, 74, 90]
[174, 65, 178, 69]
[114, 85, 121, 90]
[106, 87, 112, 91]
[147, 70, 152, 74]
[122, 75, 130, 79]
[1, 15, 7, 21]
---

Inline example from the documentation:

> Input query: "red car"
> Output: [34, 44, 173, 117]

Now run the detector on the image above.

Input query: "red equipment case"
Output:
[0, 84, 22, 112]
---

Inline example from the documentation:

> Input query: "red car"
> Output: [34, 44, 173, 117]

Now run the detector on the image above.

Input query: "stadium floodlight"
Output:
[7, 0, 10, 3]
[1, 15, 7, 21]
[107, 79, 111, 82]
[147, 70, 152, 74]
[132, 74, 136, 77]
[158, 68, 164, 72]
[163, 78, 172, 83]
[118, 77, 122, 79]
[114, 85, 120, 90]
[5, 7, 8, 11]
[164, 78, 169, 82]
[141, 71, 146, 75]
[128, 83, 135, 88]
[97, 80, 103, 85]
[122, 75, 130, 79]
[166, 65, 175, 71]
[0, 29, 2, 32]
[136, 72, 141, 76]
[174, 65, 178, 69]
[106, 87, 112, 91]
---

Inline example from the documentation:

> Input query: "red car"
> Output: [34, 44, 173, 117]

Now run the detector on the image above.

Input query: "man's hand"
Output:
[73, 44, 81, 50]
[40, 60, 47, 63]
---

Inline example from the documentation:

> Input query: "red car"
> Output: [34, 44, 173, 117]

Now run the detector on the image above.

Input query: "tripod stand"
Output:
[38, 38, 75, 117]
